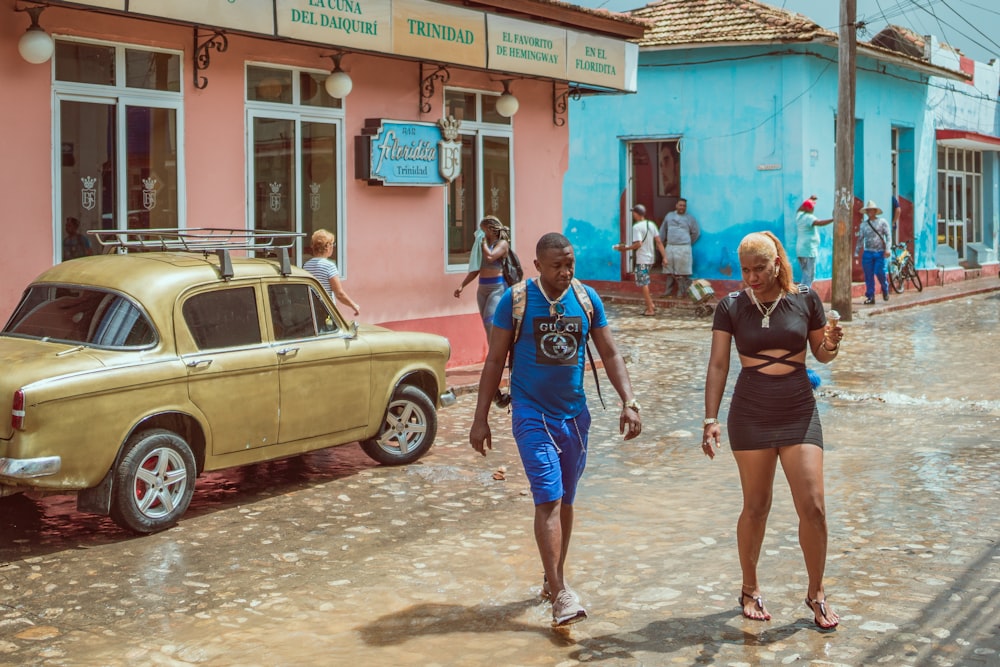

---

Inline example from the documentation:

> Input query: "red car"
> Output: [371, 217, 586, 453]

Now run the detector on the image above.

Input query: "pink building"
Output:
[2, 0, 642, 367]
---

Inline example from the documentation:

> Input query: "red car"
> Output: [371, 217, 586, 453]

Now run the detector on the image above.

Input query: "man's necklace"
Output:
[536, 278, 570, 317]
[747, 288, 783, 328]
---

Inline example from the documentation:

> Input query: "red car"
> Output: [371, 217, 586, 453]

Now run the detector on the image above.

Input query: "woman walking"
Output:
[453, 216, 511, 342]
[702, 231, 843, 629]
[304, 229, 360, 316]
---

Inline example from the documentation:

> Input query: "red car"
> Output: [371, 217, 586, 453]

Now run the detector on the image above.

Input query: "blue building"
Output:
[564, 0, 987, 296]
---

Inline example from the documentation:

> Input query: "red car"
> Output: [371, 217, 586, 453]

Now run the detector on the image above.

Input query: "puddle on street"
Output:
[1, 294, 997, 666]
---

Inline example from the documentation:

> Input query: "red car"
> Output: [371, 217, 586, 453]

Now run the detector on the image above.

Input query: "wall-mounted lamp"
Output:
[16, 5, 55, 65]
[495, 80, 519, 118]
[324, 52, 352, 99]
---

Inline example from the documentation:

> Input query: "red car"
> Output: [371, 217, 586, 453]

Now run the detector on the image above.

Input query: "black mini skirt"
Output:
[727, 367, 823, 450]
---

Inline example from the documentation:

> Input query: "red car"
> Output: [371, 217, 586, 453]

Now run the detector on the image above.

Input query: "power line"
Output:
[903, 0, 1000, 57]
[638, 49, 994, 103]
[937, 0, 1000, 55]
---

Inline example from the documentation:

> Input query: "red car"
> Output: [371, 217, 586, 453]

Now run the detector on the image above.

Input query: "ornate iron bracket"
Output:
[552, 83, 583, 127]
[419, 63, 450, 114]
[193, 27, 228, 90]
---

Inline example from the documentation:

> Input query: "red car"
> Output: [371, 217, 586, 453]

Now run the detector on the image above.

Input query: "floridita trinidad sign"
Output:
[355, 117, 462, 186]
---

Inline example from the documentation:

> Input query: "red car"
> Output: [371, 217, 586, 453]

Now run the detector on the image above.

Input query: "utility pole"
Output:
[832, 0, 856, 320]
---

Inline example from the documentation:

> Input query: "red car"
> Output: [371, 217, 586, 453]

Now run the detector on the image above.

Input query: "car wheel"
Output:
[360, 385, 437, 465]
[109, 428, 196, 534]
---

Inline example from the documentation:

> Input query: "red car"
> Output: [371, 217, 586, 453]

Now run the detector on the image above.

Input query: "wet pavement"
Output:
[1, 278, 998, 666]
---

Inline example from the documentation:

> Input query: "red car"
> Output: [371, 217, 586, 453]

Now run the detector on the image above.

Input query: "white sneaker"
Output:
[551, 589, 587, 627]
[541, 574, 574, 600]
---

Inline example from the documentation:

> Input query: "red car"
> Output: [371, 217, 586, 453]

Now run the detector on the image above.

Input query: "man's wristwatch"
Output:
[703, 417, 719, 427]
[624, 398, 641, 412]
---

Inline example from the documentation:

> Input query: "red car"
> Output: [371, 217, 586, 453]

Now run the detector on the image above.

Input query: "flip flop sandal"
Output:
[738, 590, 771, 621]
[805, 596, 839, 629]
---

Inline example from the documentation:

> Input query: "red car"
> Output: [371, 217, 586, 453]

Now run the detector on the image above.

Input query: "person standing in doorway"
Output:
[703, 231, 843, 629]
[469, 232, 642, 628]
[454, 216, 511, 342]
[795, 196, 833, 288]
[614, 204, 665, 316]
[303, 229, 360, 316]
[659, 198, 700, 298]
[854, 201, 891, 304]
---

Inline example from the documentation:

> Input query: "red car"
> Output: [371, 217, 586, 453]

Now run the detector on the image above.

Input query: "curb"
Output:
[858, 284, 1000, 317]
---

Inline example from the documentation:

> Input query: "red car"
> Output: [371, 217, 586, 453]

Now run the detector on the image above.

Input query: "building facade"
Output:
[564, 0, 995, 299]
[2, 0, 642, 367]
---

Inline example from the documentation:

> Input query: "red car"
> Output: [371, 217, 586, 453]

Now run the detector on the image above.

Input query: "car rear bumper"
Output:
[439, 389, 457, 408]
[0, 455, 61, 479]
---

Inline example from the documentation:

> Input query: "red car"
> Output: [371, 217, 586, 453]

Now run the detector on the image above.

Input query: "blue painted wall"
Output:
[565, 43, 938, 281]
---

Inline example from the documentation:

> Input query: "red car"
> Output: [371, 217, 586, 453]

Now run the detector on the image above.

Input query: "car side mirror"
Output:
[349, 320, 359, 339]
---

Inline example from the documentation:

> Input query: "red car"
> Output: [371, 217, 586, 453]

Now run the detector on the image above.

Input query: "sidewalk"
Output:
[444, 274, 1000, 395]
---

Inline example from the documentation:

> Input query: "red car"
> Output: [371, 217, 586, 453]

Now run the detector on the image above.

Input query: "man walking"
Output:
[658, 198, 700, 297]
[469, 232, 642, 628]
[855, 200, 892, 303]
[614, 204, 664, 316]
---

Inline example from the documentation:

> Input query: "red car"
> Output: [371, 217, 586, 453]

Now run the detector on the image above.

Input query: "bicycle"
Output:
[888, 241, 923, 293]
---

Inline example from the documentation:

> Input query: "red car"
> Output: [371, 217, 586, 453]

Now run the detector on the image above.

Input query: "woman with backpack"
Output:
[454, 216, 512, 342]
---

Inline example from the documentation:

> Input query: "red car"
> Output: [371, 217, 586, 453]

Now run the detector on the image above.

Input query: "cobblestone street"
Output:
[1, 288, 999, 666]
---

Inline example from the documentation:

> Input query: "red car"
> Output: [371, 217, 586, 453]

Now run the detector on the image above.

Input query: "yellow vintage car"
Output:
[0, 230, 454, 533]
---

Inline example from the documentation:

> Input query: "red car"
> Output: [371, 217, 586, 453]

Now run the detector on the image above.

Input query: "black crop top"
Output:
[712, 286, 826, 356]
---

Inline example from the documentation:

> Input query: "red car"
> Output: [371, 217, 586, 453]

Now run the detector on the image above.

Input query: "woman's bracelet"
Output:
[823, 340, 839, 352]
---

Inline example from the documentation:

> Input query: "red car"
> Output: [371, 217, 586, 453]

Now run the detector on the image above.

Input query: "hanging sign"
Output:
[275, 0, 392, 52]
[355, 117, 462, 187]
[393, 0, 487, 69]
[128, 0, 275, 34]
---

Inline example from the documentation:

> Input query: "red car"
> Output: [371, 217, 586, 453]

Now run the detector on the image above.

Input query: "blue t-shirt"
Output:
[493, 280, 608, 419]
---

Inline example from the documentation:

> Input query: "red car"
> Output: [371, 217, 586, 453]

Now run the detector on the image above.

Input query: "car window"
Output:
[269, 284, 340, 340]
[183, 287, 262, 350]
[3, 286, 156, 348]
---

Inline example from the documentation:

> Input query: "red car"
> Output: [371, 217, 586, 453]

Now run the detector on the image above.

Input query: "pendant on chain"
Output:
[761, 316, 770, 328]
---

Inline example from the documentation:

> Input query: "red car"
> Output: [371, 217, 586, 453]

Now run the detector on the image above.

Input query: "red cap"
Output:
[801, 199, 815, 212]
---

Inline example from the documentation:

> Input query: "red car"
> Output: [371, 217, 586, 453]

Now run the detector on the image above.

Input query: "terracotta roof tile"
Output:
[629, 0, 834, 47]
[869, 24, 926, 58]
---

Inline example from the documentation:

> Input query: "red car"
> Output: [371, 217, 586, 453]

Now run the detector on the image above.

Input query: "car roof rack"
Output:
[88, 228, 305, 279]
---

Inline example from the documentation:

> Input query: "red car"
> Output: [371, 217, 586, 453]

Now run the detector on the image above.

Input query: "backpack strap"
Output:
[570, 279, 605, 409]
[510, 279, 529, 343]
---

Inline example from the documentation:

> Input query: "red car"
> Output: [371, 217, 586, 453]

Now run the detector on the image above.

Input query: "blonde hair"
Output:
[738, 231, 795, 293]
[310, 229, 335, 255]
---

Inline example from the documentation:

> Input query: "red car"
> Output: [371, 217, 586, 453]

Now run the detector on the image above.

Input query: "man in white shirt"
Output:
[615, 204, 664, 316]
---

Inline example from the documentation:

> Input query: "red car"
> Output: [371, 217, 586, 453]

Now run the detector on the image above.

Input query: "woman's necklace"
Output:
[536, 278, 570, 317]
[747, 288, 783, 328]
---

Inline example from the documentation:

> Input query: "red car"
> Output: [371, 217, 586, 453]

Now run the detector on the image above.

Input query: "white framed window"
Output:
[443, 88, 514, 269]
[53, 38, 183, 263]
[937, 146, 982, 260]
[246, 64, 345, 269]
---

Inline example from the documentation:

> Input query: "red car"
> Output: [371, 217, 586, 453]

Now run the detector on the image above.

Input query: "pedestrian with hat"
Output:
[795, 195, 833, 288]
[614, 204, 664, 316]
[855, 201, 891, 303]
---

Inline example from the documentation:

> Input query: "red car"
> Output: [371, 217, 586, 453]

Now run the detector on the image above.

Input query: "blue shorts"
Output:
[634, 264, 652, 287]
[512, 403, 590, 505]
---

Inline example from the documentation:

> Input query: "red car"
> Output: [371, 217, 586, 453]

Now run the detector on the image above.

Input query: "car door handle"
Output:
[186, 359, 213, 368]
[276, 347, 300, 356]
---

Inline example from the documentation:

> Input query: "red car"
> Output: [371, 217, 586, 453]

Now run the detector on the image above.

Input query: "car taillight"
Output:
[12, 390, 25, 430]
